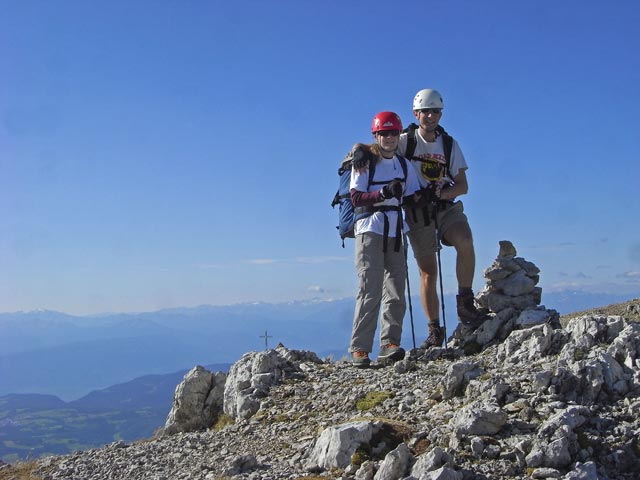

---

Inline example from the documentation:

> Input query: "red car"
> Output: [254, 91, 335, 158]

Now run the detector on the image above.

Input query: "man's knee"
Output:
[443, 223, 474, 250]
[416, 255, 437, 277]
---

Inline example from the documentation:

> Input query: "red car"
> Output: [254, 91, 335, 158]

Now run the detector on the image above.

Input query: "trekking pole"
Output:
[432, 200, 448, 350]
[403, 232, 417, 352]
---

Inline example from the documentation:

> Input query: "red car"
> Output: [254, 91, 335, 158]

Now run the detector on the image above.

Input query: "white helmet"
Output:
[413, 89, 444, 110]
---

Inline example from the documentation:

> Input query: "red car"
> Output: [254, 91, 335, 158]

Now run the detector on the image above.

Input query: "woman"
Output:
[349, 111, 421, 367]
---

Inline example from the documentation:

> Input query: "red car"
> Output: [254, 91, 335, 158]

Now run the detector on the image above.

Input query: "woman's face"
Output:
[375, 130, 400, 152]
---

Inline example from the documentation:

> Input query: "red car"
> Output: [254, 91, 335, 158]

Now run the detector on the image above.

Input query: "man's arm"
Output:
[439, 168, 468, 201]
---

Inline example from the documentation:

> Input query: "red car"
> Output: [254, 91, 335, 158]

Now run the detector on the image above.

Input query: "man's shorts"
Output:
[405, 201, 469, 258]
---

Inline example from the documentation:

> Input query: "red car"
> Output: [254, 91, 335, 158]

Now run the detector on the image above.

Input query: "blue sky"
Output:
[2, 0, 639, 315]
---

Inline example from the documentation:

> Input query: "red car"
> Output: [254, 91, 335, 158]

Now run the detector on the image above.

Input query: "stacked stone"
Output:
[476, 240, 543, 314]
[451, 241, 560, 351]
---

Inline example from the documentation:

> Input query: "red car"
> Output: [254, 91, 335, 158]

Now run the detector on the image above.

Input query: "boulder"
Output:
[159, 365, 226, 435]
[306, 421, 382, 470]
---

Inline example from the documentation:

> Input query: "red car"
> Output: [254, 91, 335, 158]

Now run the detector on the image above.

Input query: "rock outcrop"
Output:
[158, 365, 227, 435]
[223, 344, 322, 420]
[14, 242, 640, 480]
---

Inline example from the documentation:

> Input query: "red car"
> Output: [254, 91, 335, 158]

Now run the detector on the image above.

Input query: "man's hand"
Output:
[351, 145, 370, 171]
[420, 184, 438, 204]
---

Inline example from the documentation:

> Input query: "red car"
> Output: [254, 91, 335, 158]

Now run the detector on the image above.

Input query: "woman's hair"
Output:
[368, 142, 383, 159]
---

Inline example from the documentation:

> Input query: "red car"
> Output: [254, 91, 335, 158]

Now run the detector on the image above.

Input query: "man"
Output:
[397, 89, 488, 348]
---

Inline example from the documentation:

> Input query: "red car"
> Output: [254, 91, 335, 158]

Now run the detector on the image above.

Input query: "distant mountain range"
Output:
[0, 364, 229, 463]
[0, 299, 356, 400]
[0, 291, 632, 400]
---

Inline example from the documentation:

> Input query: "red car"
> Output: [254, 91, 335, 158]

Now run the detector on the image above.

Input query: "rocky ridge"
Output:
[3, 242, 639, 480]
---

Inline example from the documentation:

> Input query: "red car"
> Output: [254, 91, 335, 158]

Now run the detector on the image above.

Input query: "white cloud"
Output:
[547, 281, 583, 291]
[295, 256, 350, 264]
[307, 285, 325, 293]
[244, 259, 278, 265]
[241, 256, 350, 266]
[617, 271, 640, 281]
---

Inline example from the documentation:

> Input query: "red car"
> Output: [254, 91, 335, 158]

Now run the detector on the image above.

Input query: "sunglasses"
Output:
[419, 108, 442, 115]
[376, 130, 400, 138]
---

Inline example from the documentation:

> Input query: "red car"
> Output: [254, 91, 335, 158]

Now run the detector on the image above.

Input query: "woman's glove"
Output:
[381, 179, 403, 200]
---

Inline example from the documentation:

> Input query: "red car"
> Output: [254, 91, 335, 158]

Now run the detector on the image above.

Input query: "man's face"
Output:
[413, 108, 442, 133]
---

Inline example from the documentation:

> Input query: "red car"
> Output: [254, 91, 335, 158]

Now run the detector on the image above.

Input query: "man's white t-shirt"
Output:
[397, 129, 468, 188]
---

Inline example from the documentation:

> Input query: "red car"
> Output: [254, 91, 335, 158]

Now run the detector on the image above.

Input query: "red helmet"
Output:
[371, 111, 402, 134]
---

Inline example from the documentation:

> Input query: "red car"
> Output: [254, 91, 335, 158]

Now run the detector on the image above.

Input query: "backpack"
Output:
[331, 147, 408, 247]
[403, 123, 453, 178]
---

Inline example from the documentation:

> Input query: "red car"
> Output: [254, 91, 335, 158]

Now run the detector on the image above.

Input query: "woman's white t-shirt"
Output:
[350, 155, 420, 237]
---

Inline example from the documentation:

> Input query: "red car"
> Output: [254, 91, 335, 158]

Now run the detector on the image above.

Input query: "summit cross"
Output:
[260, 330, 273, 350]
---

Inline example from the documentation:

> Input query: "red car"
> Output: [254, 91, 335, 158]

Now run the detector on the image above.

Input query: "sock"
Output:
[428, 318, 440, 327]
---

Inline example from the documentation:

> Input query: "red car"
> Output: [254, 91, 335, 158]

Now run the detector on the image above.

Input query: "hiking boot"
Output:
[378, 344, 405, 362]
[352, 351, 371, 368]
[456, 293, 490, 327]
[420, 324, 445, 349]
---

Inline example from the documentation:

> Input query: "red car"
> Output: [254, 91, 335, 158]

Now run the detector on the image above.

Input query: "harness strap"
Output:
[382, 212, 390, 253]
[409, 200, 454, 227]
[355, 205, 403, 253]
[353, 205, 400, 215]
[410, 206, 431, 226]
[394, 206, 402, 252]
[381, 207, 403, 253]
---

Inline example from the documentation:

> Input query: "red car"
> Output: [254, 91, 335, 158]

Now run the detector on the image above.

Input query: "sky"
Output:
[2, 0, 639, 316]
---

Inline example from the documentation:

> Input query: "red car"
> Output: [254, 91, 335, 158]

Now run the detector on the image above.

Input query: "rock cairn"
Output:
[450, 240, 560, 353]
[9, 242, 639, 480]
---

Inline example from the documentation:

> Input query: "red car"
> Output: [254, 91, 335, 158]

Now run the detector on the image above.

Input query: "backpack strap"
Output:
[397, 154, 409, 180]
[437, 125, 453, 177]
[404, 123, 419, 160]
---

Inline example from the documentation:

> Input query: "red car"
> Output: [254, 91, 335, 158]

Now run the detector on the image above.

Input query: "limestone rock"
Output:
[410, 446, 454, 477]
[563, 461, 600, 479]
[306, 421, 382, 470]
[498, 240, 517, 258]
[355, 460, 376, 480]
[159, 365, 227, 435]
[451, 401, 508, 437]
[526, 406, 589, 469]
[515, 307, 553, 328]
[440, 361, 483, 399]
[418, 466, 463, 480]
[223, 346, 321, 420]
[373, 442, 412, 480]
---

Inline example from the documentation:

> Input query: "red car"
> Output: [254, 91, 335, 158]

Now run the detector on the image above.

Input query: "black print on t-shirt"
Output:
[418, 153, 445, 182]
